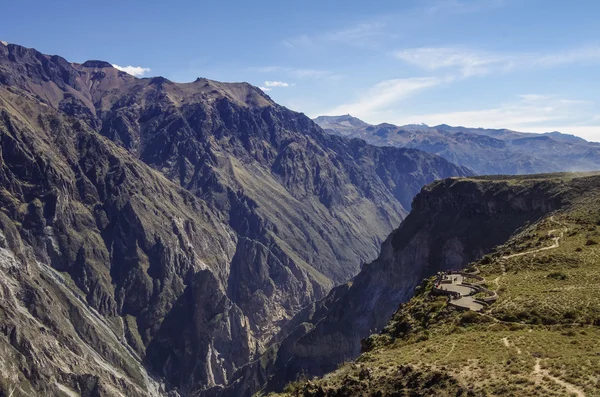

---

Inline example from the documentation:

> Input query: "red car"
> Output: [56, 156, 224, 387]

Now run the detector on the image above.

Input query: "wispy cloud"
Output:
[259, 87, 271, 92]
[264, 80, 290, 87]
[326, 77, 442, 118]
[254, 66, 340, 80]
[322, 22, 392, 47]
[283, 20, 393, 50]
[282, 1, 504, 52]
[391, 94, 600, 141]
[394, 47, 508, 77]
[323, 44, 600, 130]
[394, 46, 600, 77]
[535, 46, 600, 67]
[425, 0, 507, 15]
[112, 64, 151, 77]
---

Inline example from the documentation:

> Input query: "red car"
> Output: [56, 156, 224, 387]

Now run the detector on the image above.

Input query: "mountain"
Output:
[222, 171, 598, 396]
[314, 115, 600, 175]
[271, 171, 600, 397]
[0, 41, 469, 396]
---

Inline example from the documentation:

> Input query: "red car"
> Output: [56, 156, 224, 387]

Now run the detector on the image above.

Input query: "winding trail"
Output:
[502, 216, 568, 260]
[501, 337, 521, 354]
[437, 216, 568, 312]
[444, 341, 457, 358]
[496, 216, 585, 395]
[533, 358, 586, 397]
[439, 215, 585, 395]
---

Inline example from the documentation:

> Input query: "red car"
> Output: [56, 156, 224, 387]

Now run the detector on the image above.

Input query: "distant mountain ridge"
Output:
[314, 115, 600, 175]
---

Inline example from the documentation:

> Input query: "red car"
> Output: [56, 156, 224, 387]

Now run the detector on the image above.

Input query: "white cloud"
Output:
[386, 94, 600, 141]
[264, 80, 290, 87]
[534, 46, 600, 67]
[282, 2, 504, 52]
[283, 20, 393, 50]
[112, 64, 151, 77]
[253, 66, 343, 81]
[323, 22, 390, 47]
[259, 86, 272, 92]
[394, 47, 509, 77]
[394, 46, 600, 77]
[282, 35, 316, 50]
[322, 44, 600, 138]
[326, 77, 442, 119]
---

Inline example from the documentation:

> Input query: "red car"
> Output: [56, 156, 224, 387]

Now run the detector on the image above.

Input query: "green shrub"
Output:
[459, 311, 481, 325]
[546, 272, 568, 280]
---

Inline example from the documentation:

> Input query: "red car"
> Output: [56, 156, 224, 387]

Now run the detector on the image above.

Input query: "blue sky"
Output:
[3, 0, 600, 140]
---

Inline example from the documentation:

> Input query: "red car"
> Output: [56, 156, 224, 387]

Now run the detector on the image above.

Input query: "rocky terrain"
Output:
[315, 115, 600, 175]
[272, 172, 600, 397]
[0, 42, 469, 396]
[227, 172, 592, 396]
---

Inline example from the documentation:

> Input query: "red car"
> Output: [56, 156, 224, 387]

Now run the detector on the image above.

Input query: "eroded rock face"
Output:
[226, 177, 567, 396]
[147, 270, 256, 393]
[0, 42, 470, 396]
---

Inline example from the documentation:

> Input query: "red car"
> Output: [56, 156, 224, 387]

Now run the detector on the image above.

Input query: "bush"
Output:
[585, 239, 598, 246]
[547, 272, 568, 280]
[459, 311, 481, 325]
[563, 311, 578, 321]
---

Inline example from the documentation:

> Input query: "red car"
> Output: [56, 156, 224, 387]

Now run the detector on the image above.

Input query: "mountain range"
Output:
[1, 40, 600, 397]
[314, 114, 600, 175]
[0, 42, 468, 396]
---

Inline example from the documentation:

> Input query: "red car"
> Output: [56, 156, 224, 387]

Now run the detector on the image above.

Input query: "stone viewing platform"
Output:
[432, 270, 497, 312]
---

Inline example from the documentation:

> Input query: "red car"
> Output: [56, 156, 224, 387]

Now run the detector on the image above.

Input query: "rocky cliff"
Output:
[228, 174, 573, 396]
[0, 42, 469, 396]
[269, 172, 600, 397]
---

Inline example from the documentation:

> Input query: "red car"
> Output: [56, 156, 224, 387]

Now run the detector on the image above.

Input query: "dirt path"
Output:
[533, 358, 586, 397]
[502, 216, 568, 260]
[438, 216, 567, 313]
[444, 342, 457, 358]
[501, 337, 521, 354]
[491, 216, 567, 295]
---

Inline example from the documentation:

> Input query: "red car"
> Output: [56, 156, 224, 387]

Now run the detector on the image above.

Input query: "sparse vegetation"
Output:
[273, 173, 600, 397]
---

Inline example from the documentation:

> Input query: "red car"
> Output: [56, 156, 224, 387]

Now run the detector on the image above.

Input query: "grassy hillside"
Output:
[272, 173, 600, 397]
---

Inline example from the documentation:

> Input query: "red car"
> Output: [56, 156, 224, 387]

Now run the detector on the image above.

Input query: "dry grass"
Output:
[273, 173, 600, 396]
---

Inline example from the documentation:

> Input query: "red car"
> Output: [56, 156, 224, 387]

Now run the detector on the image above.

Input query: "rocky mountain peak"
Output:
[81, 60, 114, 68]
[187, 77, 274, 108]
